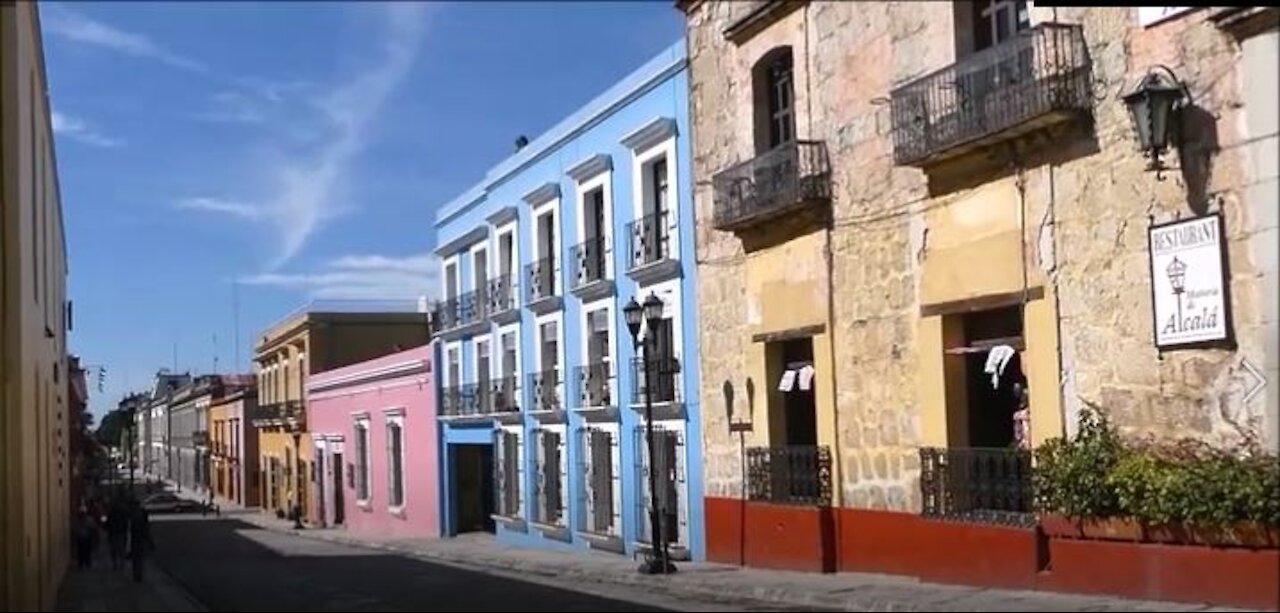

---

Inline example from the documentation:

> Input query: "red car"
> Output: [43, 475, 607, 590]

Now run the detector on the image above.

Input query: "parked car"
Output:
[141, 493, 204, 514]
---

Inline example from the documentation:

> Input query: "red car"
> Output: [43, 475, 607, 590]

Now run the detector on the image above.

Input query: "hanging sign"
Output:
[1148, 214, 1229, 349]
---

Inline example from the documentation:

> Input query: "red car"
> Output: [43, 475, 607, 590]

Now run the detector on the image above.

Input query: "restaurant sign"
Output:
[1148, 214, 1229, 349]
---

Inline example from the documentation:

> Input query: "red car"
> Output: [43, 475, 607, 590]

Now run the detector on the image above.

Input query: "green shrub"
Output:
[1033, 404, 1123, 518]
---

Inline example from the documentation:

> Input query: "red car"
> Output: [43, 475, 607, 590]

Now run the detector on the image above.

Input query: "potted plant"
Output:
[1034, 405, 1124, 539]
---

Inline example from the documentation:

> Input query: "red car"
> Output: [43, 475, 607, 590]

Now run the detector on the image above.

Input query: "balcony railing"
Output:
[626, 211, 672, 271]
[440, 383, 484, 418]
[251, 400, 304, 429]
[436, 288, 486, 331]
[570, 236, 609, 290]
[919, 447, 1034, 526]
[630, 356, 680, 405]
[890, 23, 1091, 167]
[573, 362, 613, 409]
[486, 275, 516, 315]
[746, 445, 832, 506]
[525, 257, 557, 304]
[711, 140, 831, 232]
[487, 376, 520, 415]
[527, 369, 561, 413]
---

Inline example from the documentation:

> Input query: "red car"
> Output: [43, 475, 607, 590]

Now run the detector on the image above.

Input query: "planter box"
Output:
[1039, 514, 1083, 539]
[1188, 521, 1280, 549]
[1080, 517, 1144, 542]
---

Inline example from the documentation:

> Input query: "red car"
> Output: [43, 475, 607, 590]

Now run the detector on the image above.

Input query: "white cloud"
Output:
[240, 252, 438, 300]
[259, 3, 429, 269]
[51, 111, 123, 148]
[41, 5, 209, 73]
[186, 4, 430, 270]
[194, 91, 265, 124]
[175, 197, 262, 220]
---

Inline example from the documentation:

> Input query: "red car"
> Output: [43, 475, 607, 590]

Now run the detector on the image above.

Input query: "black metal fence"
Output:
[487, 376, 520, 415]
[630, 356, 680, 404]
[570, 236, 608, 289]
[525, 257, 557, 303]
[890, 23, 1091, 166]
[626, 211, 672, 270]
[746, 445, 832, 506]
[573, 362, 613, 408]
[711, 140, 831, 231]
[919, 446, 1034, 526]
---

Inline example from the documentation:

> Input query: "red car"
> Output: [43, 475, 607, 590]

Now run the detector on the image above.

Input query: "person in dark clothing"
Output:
[128, 501, 154, 582]
[105, 499, 130, 570]
[73, 507, 98, 569]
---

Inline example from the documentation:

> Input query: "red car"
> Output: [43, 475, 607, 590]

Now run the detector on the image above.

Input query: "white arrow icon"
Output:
[1241, 358, 1267, 405]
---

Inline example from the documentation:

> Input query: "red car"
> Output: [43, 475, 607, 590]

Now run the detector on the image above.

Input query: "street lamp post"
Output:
[624, 293, 676, 576]
[291, 425, 305, 530]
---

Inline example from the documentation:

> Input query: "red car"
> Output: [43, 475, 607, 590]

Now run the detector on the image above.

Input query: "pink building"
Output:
[305, 345, 439, 538]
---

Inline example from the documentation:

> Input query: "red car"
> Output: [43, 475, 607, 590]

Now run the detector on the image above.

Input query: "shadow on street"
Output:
[150, 517, 670, 612]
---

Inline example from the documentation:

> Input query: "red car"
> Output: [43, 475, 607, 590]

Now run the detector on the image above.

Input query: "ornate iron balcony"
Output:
[435, 288, 487, 331]
[486, 275, 516, 315]
[525, 257, 558, 304]
[890, 23, 1091, 167]
[440, 383, 484, 418]
[630, 356, 680, 405]
[251, 400, 304, 429]
[746, 445, 832, 506]
[527, 369, 561, 413]
[627, 211, 673, 270]
[919, 446, 1034, 526]
[711, 140, 831, 232]
[573, 362, 613, 409]
[570, 236, 609, 290]
[487, 376, 520, 414]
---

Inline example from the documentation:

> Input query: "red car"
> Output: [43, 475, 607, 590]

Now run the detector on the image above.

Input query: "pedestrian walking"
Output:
[73, 507, 98, 570]
[105, 498, 130, 570]
[127, 500, 154, 582]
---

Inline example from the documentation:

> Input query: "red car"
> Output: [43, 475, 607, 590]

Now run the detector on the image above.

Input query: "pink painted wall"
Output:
[306, 344, 438, 538]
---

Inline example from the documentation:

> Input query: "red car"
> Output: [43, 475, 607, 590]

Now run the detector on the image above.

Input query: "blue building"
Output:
[432, 41, 703, 562]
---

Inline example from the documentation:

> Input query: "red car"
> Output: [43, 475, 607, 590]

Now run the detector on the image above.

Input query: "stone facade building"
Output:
[683, 0, 1277, 606]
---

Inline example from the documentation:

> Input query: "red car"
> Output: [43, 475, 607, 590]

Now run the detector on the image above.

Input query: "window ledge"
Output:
[530, 521, 572, 542]
[356, 500, 372, 512]
[492, 514, 527, 532]
[389, 505, 406, 518]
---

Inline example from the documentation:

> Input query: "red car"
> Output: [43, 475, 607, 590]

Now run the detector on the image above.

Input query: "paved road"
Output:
[148, 516, 819, 612]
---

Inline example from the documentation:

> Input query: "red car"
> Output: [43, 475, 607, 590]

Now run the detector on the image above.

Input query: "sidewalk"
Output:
[54, 550, 205, 612]
[225, 508, 1253, 612]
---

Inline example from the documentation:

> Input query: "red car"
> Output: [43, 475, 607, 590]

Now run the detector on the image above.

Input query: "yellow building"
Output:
[1, 2, 72, 609]
[252, 307, 429, 522]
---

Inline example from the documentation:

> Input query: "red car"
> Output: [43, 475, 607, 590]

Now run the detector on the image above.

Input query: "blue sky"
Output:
[42, 1, 683, 416]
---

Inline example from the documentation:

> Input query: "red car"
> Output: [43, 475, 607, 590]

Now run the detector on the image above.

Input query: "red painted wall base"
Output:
[704, 498, 1280, 610]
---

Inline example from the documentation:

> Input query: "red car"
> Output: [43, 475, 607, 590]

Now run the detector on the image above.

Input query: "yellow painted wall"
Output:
[920, 177, 1046, 306]
[1025, 289, 1065, 445]
[1, 4, 71, 609]
[740, 230, 841, 504]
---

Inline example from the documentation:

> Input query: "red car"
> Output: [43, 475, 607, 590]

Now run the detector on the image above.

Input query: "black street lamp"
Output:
[1122, 64, 1190, 180]
[624, 292, 676, 575]
[290, 424, 305, 530]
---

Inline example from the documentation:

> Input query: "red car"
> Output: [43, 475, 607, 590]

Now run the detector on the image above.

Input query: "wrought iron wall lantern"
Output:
[1122, 65, 1191, 180]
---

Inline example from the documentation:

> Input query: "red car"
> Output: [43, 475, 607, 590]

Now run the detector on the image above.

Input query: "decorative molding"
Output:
[308, 359, 429, 393]
[566, 154, 612, 183]
[751, 323, 827, 344]
[522, 182, 560, 206]
[723, 0, 805, 45]
[620, 117, 677, 152]
[918, 287, 1045, 318]
[382, 407, 407, 417]
[486, 206, 518, 226]
[434, 226, 489, 257]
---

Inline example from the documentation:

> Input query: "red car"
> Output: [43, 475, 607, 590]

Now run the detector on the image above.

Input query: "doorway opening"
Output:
[453, 444, 495, 534]
[332, 451, 345, 525]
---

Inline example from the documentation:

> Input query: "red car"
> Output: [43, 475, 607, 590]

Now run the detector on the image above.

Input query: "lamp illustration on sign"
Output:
[1167, 255, 1187, 326]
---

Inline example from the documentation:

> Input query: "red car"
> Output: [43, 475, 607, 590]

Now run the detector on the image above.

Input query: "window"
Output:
[445, 261, 459, 301]
[535, 427, 565, 525]
[973, 0, 1030, 51]
[385, 415, 405, 510]
[354, 419, 371, 502]
[581, 425, 619, 535]
[447, 345, 461, 388]
[496, 427, 523, 517]
[635, 424, 684, 545]
[752, 47, 795, 153]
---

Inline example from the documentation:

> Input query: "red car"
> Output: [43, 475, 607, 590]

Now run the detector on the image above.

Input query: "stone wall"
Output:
[686, 2, 1275, 511]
